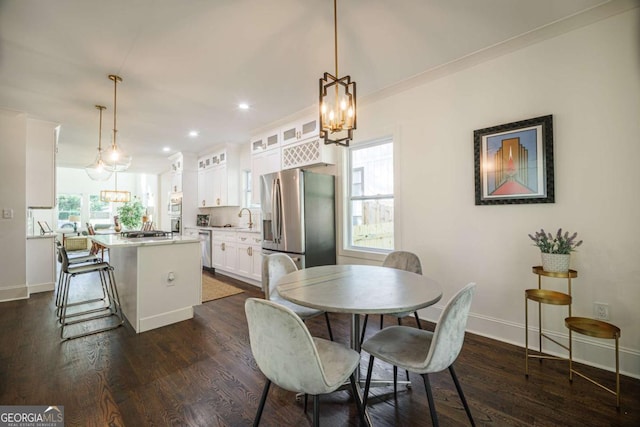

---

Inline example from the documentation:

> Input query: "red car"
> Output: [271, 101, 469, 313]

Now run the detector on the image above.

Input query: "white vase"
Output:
[541, 253, 570, 273]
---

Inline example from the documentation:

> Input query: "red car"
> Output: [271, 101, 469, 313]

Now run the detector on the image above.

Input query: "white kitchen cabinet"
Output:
[169, 152, 184, 173]
[26, 119, 59, 208]
[26, 236, 56, 293]
[236, 232, 262, 282]
[281, 116, 319, 146]
[251, 148, 281, 205]
[197, 148, 239, 207]
[212, 230, 237, 272]
[281, 137, 336, 170]
[250, 129, 281, 154]
[170, 171, 182, 193]
[197, 167, 215, 207]
[250, 235, 263, 282]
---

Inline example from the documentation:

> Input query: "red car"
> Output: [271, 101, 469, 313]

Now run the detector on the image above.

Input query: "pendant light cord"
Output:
[96, 105, 105, 152]
[334, 0, 338, 77]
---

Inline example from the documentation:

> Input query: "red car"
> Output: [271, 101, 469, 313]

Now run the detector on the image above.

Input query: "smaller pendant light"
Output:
[85, 105, 113, 181]
[100, 171, 131, 203]
[104, 74, 132, 172]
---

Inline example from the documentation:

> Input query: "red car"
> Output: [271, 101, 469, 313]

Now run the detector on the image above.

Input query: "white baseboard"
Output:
[418, 306, 639, 379]
[28, 281, 55, 294]
[213, 270, 261, 288]
[0, 284, 29, 302]
[138, 306, 194, 333]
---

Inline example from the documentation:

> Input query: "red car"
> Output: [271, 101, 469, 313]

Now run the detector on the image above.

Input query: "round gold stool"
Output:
[565, 316, 621, 409]
[525, 288, 572, 376]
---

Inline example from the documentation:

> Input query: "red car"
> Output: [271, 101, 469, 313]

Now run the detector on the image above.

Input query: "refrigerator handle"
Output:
[271, 178, 279, 243]
[275, 178, 283, 243]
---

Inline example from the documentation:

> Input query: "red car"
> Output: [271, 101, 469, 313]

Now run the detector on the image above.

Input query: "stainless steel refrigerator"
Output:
[261, 168, 336, 269]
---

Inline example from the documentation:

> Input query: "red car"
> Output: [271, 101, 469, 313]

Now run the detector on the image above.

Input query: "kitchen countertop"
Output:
[193, 226, 260, 233]
[27, 234, 57, 240]
[89, 234, 200, 248]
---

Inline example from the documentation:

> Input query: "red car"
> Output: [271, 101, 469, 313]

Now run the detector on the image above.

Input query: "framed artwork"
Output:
[474, 115, 554, 205]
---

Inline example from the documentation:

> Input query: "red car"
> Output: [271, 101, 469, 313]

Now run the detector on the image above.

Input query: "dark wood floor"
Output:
[1, 271, 638, 426]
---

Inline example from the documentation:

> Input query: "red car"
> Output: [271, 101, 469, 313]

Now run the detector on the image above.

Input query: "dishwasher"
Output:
[198, 229, 213, 270]
[184, 227, 212, 270]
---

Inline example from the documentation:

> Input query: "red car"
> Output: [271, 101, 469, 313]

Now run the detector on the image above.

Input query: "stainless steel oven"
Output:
[170, 217, 181, 234]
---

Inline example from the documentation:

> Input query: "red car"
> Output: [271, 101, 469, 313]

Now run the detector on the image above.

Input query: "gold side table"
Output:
[565, 316, 621, 409]
[525, 266, 578, 377]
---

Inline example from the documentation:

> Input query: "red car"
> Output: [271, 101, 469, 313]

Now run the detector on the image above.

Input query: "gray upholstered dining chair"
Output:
[361, 282, 477, 426]
[245, 298, 364, 426]
[360, 250, 424, 345]
[262, 253, 333, 341]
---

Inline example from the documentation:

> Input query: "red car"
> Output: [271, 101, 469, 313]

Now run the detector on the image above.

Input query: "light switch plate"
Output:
[2, 208, 13, 219]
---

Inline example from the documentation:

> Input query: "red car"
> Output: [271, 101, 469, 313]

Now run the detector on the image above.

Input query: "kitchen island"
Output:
[89, 233, 202, 333]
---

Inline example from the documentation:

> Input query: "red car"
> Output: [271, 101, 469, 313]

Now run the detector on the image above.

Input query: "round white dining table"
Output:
[276, 264, 443, 350]
[276, 264, 443, 425]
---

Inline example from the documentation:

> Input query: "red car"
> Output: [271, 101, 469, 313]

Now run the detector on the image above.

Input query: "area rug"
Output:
[202, 274, 244, 302]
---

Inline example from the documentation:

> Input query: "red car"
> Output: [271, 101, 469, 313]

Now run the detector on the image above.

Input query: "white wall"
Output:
[0, 110, 28, 301]
[338, 9, 640, 377]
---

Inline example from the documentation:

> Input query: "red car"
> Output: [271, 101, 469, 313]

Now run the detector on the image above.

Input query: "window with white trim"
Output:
[347, 138, 394, 251]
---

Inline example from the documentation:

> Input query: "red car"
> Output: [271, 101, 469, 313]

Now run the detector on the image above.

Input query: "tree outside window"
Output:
[89, 195, 112, 226]
[57, 194, 82, 229]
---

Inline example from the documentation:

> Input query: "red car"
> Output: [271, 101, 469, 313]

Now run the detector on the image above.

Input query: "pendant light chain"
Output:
[110, 74, 122, 148]
[334, 0, 338, 78]
[97, 105, 105, 153]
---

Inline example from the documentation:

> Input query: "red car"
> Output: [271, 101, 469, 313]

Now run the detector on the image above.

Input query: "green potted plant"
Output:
[117, 198, 145, 230]
[528, 228, 583, 272]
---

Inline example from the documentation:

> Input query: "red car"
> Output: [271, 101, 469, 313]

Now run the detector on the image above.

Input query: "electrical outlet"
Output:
[594, 302, 610, 321]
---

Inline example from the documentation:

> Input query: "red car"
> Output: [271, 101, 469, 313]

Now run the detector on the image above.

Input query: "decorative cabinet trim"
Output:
[281, 138, 336, 170]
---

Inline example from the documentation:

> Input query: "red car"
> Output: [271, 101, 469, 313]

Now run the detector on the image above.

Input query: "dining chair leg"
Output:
[414, 311, 422, 329]
[379, 314, 384, 329]
[360, 314, 369, 346]
[324, 312, 334, 341]
[349, 372, 366, 423]
[422, 373, 439, 427]
[313, 394, 320, 426]
[363, 356, 375, 408]
[253, 379, 271, 427]
[397, 317, 402, 326]
[449, 365, 475, 426]
[393, 365, 398, 397]
[392, 364, 411, 397]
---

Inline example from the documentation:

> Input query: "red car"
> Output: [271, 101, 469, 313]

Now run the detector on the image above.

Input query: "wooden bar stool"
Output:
[565, 316, 621, 409]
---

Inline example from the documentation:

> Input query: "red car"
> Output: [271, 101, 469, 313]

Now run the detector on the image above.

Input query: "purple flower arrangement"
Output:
[528, 228, 583, 254]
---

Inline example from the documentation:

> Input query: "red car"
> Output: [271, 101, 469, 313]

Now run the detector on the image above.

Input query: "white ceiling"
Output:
[0, 0, 614, 174]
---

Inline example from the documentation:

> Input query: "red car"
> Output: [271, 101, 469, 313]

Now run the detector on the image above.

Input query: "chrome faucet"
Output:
[238, 208, 253, 229]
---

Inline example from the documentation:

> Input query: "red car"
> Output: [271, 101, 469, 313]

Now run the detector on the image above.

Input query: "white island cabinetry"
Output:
[89, 234, 201, 333]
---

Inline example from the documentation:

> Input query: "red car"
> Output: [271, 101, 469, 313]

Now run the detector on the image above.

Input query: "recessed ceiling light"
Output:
[163, 147, 170, 152]
[189, 130, 199, 137]
[238, 103, 249, 110]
